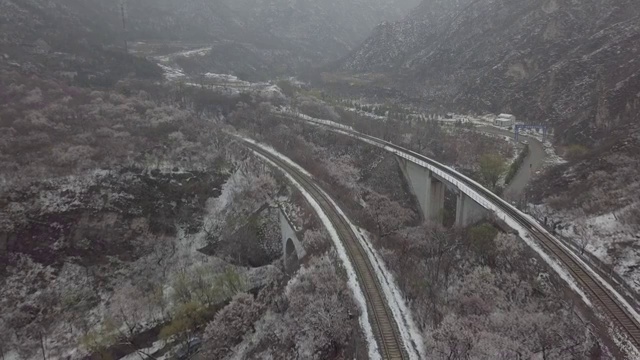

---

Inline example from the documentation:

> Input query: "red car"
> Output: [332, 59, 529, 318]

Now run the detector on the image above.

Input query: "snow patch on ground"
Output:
[204, 73, 250, 85]
[160, 68, 283, 100]
[176, 47, 212, 58]
[238, 136, 312, 177]
[343, 107, 387, 121]
[592, 212, 620, 232]
[259, 84, 285, 99]
[611, 325, 640, 360]
[154, 47, 211, 63]
[149, 46, 285, 98]
[543, 141, 568, 166]
[518, 211, 640, 326]
[153, 47, 210, 81]
[530, 203, 640, 295]
[158, 64, 186, 80]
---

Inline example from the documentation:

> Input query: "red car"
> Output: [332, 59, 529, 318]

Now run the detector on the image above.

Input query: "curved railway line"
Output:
[241, 140, 409, 360]
[382, 140, 640, 349]
[282, 113, 640, 350]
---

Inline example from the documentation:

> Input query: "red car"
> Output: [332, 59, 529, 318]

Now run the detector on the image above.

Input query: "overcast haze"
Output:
[1, 0, 640, 359]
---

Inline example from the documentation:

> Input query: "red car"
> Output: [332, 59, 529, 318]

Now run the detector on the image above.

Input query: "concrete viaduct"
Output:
[274, 153, 488, 274]
[277, 111, 492, 228]
[274, 151, 488, 274]
[274, 145, 488, 274]
[396, 157, 487, 227]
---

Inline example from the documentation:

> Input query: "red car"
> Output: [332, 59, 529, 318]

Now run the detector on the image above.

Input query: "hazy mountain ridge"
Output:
[0, 0, 163, 85]
[339, 0, 640, 300]
[0, 0, 421, 82]
[124, 0, 421, 63]
[230, 0, 420, 60]
[343, 0, 640, 146]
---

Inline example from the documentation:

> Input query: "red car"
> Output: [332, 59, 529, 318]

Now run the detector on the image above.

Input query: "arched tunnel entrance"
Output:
[285, 238, 300, 275]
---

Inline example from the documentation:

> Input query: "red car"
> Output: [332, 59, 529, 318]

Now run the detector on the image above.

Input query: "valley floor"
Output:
[3, 38, 639, 359]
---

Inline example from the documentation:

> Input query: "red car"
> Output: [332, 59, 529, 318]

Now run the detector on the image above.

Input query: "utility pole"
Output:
[39, 329, 47, 360]
[120, 0, 128, 53]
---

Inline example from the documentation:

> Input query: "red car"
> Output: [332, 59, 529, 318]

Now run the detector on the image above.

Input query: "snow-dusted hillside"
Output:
[341, 0, 640, 147]
[336, 0, 640, 280]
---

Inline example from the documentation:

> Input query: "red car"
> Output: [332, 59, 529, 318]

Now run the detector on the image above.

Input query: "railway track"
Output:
[284, 114, 640, 350]
[380, 139, 640, 349]
[241, 140, 409, 360]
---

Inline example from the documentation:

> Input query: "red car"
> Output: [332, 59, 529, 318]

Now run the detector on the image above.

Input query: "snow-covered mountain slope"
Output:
[341, 0, 640, 146]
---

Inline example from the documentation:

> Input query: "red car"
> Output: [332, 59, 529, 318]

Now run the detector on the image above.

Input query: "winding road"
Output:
[477, 126, 546, 199]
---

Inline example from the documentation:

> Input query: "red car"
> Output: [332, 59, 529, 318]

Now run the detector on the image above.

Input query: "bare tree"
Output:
[108, 283, 154, 338]
[365, 191, 413, 239]
[201, 293, 263, 359]
[574, 221, 594, 255]
[608, 246, 624, 277]
[39, 329, 47, 360]
[152, 234, 177, 279]
[478, 153, 506, 191]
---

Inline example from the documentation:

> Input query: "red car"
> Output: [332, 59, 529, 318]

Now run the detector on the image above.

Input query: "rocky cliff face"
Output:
[343, 0, 640, 146]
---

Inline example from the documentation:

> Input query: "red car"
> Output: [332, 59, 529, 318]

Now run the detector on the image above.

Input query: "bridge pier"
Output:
[396, 157, 445, 222]
[429, 179, 445, 223]
[455, 192, 487, 227]
[0, 233, 7, 274]
[279, 207, 305, 274]
[397, 156, 488, 227]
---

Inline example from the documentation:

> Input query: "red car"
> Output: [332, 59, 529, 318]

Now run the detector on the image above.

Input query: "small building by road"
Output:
[495, 113, 516, 127]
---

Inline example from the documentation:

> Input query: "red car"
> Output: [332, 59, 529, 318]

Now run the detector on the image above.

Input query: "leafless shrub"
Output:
[201, 293, 264, 359]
